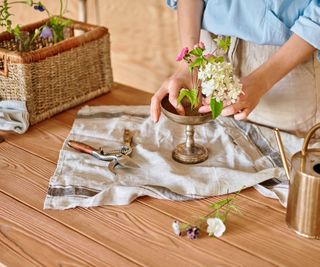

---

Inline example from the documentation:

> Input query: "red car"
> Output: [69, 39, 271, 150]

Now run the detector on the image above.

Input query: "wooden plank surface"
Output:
[1, 83, 320, 266]
[0, 142, 272, 267]
[0, 192, 135, 267]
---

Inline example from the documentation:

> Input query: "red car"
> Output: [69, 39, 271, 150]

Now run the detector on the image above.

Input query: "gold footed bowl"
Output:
[161, 95, 211, 164]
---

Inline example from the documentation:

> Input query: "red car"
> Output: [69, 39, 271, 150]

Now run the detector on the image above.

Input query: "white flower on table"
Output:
[172, 220, 181, 236]
[207, 218, 226, 237]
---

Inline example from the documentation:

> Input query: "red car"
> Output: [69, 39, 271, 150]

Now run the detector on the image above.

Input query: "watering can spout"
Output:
[274, 128, 291, 180]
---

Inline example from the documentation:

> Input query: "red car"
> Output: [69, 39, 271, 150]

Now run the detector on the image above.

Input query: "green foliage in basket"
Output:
[0, 0, 71, 44]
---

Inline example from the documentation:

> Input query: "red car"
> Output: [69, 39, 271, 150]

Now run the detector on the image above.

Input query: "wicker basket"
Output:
[0, 18, 113, 125]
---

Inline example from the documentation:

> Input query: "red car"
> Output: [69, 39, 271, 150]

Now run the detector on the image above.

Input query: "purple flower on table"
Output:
[186, 226, 200, 240]
[40, 26, 53, 40]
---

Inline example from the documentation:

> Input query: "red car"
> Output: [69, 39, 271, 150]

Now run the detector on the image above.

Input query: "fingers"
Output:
[150, 78, 186, 122]
[150, 86, 168, 123]
[223, 100, 232, 107]
[221, 103, 240, 117]
[198, 104, 211, 113]
[167, 80, 185, 116]
[199, 96, 211, 113]
[221, 102, 251, 120]
[234, 108, 250, 120]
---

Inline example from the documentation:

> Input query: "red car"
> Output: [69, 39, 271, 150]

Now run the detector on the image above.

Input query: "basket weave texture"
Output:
[0, 18, 113, 125]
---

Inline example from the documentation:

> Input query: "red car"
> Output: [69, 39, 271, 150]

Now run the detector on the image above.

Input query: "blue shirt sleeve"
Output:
[166, 0, 177, 9]
[290, 1, 320, 59]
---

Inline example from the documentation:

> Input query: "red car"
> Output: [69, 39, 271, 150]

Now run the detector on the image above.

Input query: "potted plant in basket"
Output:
[0, 0, 112, 131]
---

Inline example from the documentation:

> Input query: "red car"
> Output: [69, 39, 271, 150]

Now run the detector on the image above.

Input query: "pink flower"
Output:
[176, 47, 189, 61]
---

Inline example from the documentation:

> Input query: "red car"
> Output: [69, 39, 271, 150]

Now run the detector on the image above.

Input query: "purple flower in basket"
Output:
[40, 26, 53, 40]
[34, 3, 45, 12]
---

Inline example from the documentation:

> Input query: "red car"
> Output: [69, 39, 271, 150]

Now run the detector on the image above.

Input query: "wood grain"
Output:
[0, 142, 274, 266]
[1, 192, 135, 267]
[139, 196, 320, 267]
[2, 84, 320, 266]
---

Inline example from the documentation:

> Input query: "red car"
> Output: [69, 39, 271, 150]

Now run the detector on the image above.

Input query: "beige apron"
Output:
[201, 30, 320, 137]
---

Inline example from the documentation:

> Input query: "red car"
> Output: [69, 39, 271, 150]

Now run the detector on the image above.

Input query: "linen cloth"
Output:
[0, 100, 29, 134]
[44, 105, 302, 210]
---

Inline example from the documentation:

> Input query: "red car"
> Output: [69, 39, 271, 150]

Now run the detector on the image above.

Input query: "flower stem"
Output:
[60, 0, 63, 17]
[7, 1, 27, 5]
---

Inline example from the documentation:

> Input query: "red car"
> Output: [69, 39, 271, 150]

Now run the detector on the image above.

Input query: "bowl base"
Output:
[172, 143, 209, 164]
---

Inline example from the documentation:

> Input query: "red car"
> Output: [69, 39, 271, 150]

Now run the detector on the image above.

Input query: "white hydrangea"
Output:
[198, 62, 242, 103]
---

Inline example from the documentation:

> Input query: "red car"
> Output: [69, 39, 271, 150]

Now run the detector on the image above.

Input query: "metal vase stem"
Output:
[160, 95, 211, 164]
[185, 125, 194, 151]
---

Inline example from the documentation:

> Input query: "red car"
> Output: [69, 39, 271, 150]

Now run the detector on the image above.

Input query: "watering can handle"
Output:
[302, 123, 320, 156]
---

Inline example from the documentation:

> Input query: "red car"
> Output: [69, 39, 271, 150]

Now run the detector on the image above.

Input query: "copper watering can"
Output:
[274, 124, 320, 239]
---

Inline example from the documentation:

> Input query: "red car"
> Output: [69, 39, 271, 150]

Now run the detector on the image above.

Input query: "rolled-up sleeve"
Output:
[290, 1, 320, 58]
[166, 0, 177, 9]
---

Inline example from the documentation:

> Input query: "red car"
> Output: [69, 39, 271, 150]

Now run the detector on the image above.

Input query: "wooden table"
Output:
[1, 83, 320, 267]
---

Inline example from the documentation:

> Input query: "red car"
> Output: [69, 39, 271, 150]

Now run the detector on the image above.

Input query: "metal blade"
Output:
[117, 155, 140, 169]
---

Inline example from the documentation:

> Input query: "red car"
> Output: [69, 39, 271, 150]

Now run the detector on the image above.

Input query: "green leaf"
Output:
[215, 56, 224, 63]
[210, 98, 223, 120]
[177, 88, 198, 111]
[189, 47, 203, 57]
[177, 89, 189, 105]
[190, 88, 199, 109]
[13, 24, 20, 38]
[189, 57, 204, 70]
[214, 36, 231, 53]
[207, 56, 216, 63]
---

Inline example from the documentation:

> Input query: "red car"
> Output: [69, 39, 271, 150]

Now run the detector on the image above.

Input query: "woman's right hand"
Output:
[150, 64, 192, 123]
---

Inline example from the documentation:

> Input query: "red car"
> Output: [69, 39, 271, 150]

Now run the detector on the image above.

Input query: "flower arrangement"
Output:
[172, 190, 241, 240]
[0, 0, 72, 51]
[176, 36, 243, 119]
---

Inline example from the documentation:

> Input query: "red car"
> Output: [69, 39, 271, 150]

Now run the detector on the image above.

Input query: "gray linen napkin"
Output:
[0, 100, 29, 133]
[44, 105, 302, 210]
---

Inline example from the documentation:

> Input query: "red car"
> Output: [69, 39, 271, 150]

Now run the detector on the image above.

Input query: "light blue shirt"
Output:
[167, 0, 320, 57]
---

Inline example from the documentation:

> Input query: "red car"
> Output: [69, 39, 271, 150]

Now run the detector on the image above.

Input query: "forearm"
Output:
[177, 0, 204, 49]
[251, 34, 317, 92]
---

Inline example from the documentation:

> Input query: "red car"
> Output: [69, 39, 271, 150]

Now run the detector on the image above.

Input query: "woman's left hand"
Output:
[199, 72, 270, 120]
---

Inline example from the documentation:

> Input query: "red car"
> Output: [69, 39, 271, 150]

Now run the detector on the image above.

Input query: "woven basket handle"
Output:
[0, 51, 8, 77]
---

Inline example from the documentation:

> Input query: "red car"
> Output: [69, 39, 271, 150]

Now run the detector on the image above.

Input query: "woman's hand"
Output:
[150, 65, 192, 123]
[199, 34, 317, 120]
[221, 72, 270, 120]
[150, 0, 205, 123]
[198, 72, 269, 120]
